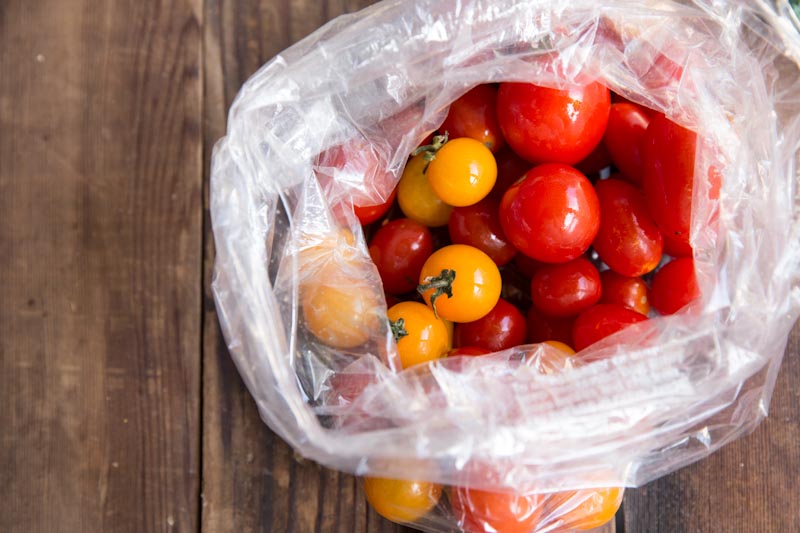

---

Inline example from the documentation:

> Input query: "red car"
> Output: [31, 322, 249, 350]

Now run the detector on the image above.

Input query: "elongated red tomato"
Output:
[603, 103, 650, 184]
[593, 178, 663, 277]
[599, 270, 650, 316]
[448, 198, 516, 266]
[454, 298, 526, 352]
[369, 219, 433, 295]
[531, 257, 602, 318]
[650, 257, 700, 315]
[497, 81, 610, 165]
[572, 304, 648, 351]
[440, 84, 505, 152]
[500, 164, 600, 263]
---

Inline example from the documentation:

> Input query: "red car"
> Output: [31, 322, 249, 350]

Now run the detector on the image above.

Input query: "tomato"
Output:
[490, 146, 531, 200]
[531, 257, 602, 318]
[575, 140, 612, 179]
[454, 297, 527, 352]
[593, 178, 663, 277]
[363, 477, 442, 524]
[387, 302, 449, 369]
[572, 304, 648, 351]
[448, 198, 516, 266]
[450, 487, 544, 533]
[663, 231, 693, 257]
[398, 153, 453, 227]
[369, 219, 433, 295]
[497, 81, 610, 165]
[354, 187, 397, 225]
[544, 340, 576, 355]
[418, 245, 502, 323]
[500, 164, 600, 263]
[440, 85, 505, 152]
[526, 307, 575, 347]
[650, 257, 700, 315]
[514, 254, 542, 279]
[547, 488, 623, 531]
[603, 103, 651, 184]
[448, 346, 491, 357]
[599, 270, 650, 315]
[427, 137, 497, 207]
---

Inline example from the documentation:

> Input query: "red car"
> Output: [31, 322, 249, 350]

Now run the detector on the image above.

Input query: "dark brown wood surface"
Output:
[0, 0, 797, 532]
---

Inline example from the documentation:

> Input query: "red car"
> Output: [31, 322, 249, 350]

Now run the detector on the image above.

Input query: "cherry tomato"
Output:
[448, 198, 516, 266]
[572, 304, 648, 351]
[527, 307, 576, 347]
[663, 231, 693, 257]
[500, 164, 600, 263]
[650, 257, 700, 315]
[398, 153, 453, 227]
[599, 270, 650, 316]
[593, 178, 663, 277]
[448, 346, 491, 357]
[418, 244, 502, 323]
[369, 219, 433, 295]
[443, 318, 455, 351]
[531, 257, 602, 318]
[575, 140, 612, 178]
[497, 81, 610, 165]
[387, 302, 449, 369]
[450, 487, 544, 533]
[490, 146, 531, 200]
[514, 254, 542, 279]
[363, 477, 442, 524]
[544, 340, 576, 355]
[353, 187, 397, 225]
[454, 297, 527, 352]
[440, 84, 505, 152]
[427, 137, 497, 207]
[603, 103, 651, 184]
[547, 488, 623, 531]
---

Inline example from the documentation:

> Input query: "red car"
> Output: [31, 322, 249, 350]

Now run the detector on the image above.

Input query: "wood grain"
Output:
[0, 0, 203, 531]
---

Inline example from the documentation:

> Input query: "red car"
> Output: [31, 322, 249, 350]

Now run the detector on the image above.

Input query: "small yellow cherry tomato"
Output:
[387, 302, 449, 369]
[418, 244, 501, 323]
[547, 487, 624, 531]
[398, 154, 453, 227]
[442, 319, 454, 351]
[544, 340, 576, 355]
[427, 137, 497, 207]
[363, 477, 442, 524]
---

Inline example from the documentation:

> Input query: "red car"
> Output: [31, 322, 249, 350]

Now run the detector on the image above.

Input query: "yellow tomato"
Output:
[427, 137, 497, 207]
[547, 487, 624, 531]
[418, 244, 501, 323]
[398, 154, 453, 227]
[544, 340, 576, 355]
[363, 477, 442, 524]
[442, 319, 454, 351]
[387, 302, 449, 369]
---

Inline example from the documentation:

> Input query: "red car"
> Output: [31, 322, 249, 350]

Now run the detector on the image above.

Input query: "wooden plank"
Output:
[623, 322, 800, 532]
[201, 0, 413, 531]
[0, 1, 203, 531]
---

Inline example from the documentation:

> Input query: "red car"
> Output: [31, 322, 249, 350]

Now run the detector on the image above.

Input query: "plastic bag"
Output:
[210, 0, 800, 530]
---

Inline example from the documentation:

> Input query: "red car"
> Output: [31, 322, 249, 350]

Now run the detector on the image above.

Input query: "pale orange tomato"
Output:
[363, 477, 442, 524]
[546, 487, 624, 531]
[398, 154, 453, 227]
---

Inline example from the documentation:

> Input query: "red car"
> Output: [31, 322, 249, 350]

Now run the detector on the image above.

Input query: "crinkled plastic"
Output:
[210, 0, 800, 530]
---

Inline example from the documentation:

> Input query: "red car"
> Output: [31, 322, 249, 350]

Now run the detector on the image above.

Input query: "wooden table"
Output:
[1, 1, 798, 531]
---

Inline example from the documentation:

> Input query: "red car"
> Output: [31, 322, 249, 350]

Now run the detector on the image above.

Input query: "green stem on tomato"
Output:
[416, 268, 456, 319]
[411, 132, 449, 173]
[389, 318, 408, 343]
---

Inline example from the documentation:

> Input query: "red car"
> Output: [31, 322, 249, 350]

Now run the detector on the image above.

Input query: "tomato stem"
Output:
[416, 268, 456, 319]
[411, 132, 448, 173]
[389, 318, 408, 343]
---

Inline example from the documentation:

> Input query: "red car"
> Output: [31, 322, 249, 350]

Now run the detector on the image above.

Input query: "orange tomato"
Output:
[398, 154, 453, 227]
[387, 302, 449, 369]
[427, 137, 497, 207]
[546, 487, 624, 531]
[450, 486, 544, 533]
[544, 340, 576, 355]
[363, 477, 442, 524]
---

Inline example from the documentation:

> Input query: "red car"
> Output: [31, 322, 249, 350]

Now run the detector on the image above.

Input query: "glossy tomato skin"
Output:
[650, 257, 700, 315]
[572, 304, 648, 351]
[364, 477, 442, 524]
[398, 154, 453, 227]
[449, 198, 516, 266]
[663, 231, 693, 257]
[428, 137, 497, 207]
[531, 257, 602, 318]
[440, 85, 505, 152]
[450, 487, 544, 533]
[547, 488, 624, 531]
[454, 297, 527, 352]
[354, 187, 397, 225]
[599, 270, 650, 315]
[387, 301, 449, 369]
[497, 81, 610, 165]
[593, 178, 663, 277]
[604, 103, 651, 184]
[490, 146, 532, 200]
[526, 307, 576, 347]
[448, 346, 491, 357]
[369, 219, 433, 295]
[500, 164, 600, 263]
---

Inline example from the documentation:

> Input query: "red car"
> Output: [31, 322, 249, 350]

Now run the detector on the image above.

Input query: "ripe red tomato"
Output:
[490, 146, 531, 200]
[353, 188, 397, 225]
[448, 346, 491, 357]
[531, 257, 602, 318]
[575, 140, 612, 178]
[599, 270, 650, 316]
[454, 297, 527, 352]
[593, 178, 663, 277]
[572, 304, 648, 351]
[440, 85, 505, 152]
[448, 198, 516, 266]
[497, 81, 610, 165]
[450, 487, 544, 533]
[369, 219, 433, 295]
[663, 231, 693, 257]
[650, 258, 700, 315]
[514, 254, 542, 279]
[603, 103, 650, 184]
[499, 164, 600, 263]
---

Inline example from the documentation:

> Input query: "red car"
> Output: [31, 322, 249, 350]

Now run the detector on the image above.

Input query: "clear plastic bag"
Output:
[210, 0, 800, 530]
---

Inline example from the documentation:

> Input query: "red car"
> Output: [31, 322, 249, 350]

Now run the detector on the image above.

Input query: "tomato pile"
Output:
[310, 80, 712, 531]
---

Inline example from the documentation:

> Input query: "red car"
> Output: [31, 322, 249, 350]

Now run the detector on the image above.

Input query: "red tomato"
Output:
[491, 146, 532, 200]
[500, 164, 600, 263]
[593, 178, 663, 277]
[448, 346, 491, 357]
[448, 198, 517, 266]
[497, 81, 610, 165]
[454, 298, 527, 352]
[526, 307, 576, 347]
[650, 257, 700, 315]
[663, 231, 693, 257]
[575, 140, 612, 178]
[450, 487, 544, 533]
[572, 304, 648, 351]
[353, 188, 396, 225]
[440, 85, 505, 152]
[531, 257, 602, 318]
[369, 219, 433, 295]
[599, 270, 651, 316]
[603, 103, 650, 185]
[514, 254, 542, 279]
